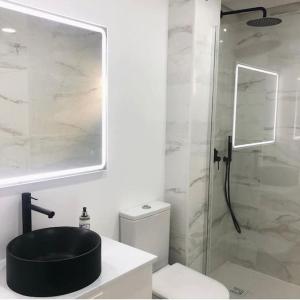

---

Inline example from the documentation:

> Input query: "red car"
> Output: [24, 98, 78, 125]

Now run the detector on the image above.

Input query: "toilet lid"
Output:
[153, 263, 229, 299]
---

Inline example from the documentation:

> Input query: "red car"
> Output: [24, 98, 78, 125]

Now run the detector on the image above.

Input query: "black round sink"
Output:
[6, 227, 101, 297]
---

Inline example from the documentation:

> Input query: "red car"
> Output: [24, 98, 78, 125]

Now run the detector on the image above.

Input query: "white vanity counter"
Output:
[0, 237, 157, 299]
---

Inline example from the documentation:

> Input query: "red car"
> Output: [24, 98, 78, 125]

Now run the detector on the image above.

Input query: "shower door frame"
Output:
[204, 24, 222, 275]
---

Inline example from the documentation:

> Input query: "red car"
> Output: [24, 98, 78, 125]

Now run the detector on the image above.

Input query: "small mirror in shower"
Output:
[233, 64, 278, 149]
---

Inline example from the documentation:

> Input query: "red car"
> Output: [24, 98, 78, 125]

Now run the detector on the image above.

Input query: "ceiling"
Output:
[222, 0, 300, 10]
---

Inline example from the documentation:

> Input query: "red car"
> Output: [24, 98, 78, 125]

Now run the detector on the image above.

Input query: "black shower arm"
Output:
[221, 7, 267, 19]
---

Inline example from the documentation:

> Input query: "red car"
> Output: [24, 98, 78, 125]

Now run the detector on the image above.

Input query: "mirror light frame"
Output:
[0, 0, 108, 188]
[293, 79, 300, 140]
[232, 63, 279, 149]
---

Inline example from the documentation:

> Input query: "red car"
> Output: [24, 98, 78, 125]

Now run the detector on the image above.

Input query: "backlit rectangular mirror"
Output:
[0, 1, 107, 188]
[233, 64, 278, 149]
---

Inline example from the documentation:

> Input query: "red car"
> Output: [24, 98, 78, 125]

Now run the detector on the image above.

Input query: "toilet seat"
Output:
[153, 263, 229, 299]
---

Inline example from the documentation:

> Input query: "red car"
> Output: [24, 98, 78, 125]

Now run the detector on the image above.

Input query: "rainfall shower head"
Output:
[247, 17, 282, 27]
[221, 6, 282, 27]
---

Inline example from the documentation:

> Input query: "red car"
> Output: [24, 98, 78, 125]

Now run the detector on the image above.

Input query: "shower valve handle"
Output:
[214, 149, 221, 170]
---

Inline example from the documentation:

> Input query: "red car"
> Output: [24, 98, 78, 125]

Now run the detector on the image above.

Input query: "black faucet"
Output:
[22, 193, 55, 234]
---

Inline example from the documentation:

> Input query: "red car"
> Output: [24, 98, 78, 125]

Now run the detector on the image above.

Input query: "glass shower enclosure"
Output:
[207, 1, 300, 298]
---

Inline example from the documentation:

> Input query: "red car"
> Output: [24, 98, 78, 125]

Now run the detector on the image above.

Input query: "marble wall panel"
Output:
[166, 0, 221, 272]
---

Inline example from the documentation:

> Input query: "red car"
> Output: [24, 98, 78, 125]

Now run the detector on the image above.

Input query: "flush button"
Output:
[142, 205, 151, 210]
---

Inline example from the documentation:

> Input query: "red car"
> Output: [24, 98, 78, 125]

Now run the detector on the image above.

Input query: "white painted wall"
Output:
[0, 0, 168, 259]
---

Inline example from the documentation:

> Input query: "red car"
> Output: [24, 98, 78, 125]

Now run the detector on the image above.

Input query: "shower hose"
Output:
[224, 157, 242, 234]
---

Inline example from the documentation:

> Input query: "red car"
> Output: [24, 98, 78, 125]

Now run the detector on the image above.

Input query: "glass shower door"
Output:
[207, 3, 300, 298]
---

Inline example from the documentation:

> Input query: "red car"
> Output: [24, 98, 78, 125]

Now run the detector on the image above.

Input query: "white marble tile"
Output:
[166, 0, 221, 272]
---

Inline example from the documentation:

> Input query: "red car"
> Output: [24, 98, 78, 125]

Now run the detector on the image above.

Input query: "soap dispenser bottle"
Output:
[79, 207, 90, 229]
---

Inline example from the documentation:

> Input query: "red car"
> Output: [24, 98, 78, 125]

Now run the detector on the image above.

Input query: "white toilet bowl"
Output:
[153, 263, 229, 299]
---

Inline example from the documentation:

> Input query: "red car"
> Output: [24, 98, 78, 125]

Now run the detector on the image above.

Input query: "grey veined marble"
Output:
[165, 0, 221, 273]
[0, 5, 105, 184]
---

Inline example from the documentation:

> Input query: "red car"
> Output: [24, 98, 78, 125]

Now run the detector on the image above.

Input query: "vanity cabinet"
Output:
[81, 264, 152, 299]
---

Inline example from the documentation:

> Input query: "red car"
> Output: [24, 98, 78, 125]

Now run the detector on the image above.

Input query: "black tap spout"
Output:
[31, 205, 55, 219]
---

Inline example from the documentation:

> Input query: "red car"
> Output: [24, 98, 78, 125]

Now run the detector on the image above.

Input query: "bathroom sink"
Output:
[6, 227, 101, 297]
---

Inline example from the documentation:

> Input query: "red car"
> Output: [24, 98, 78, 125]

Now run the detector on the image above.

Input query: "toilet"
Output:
[119, 201, 229, 299]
